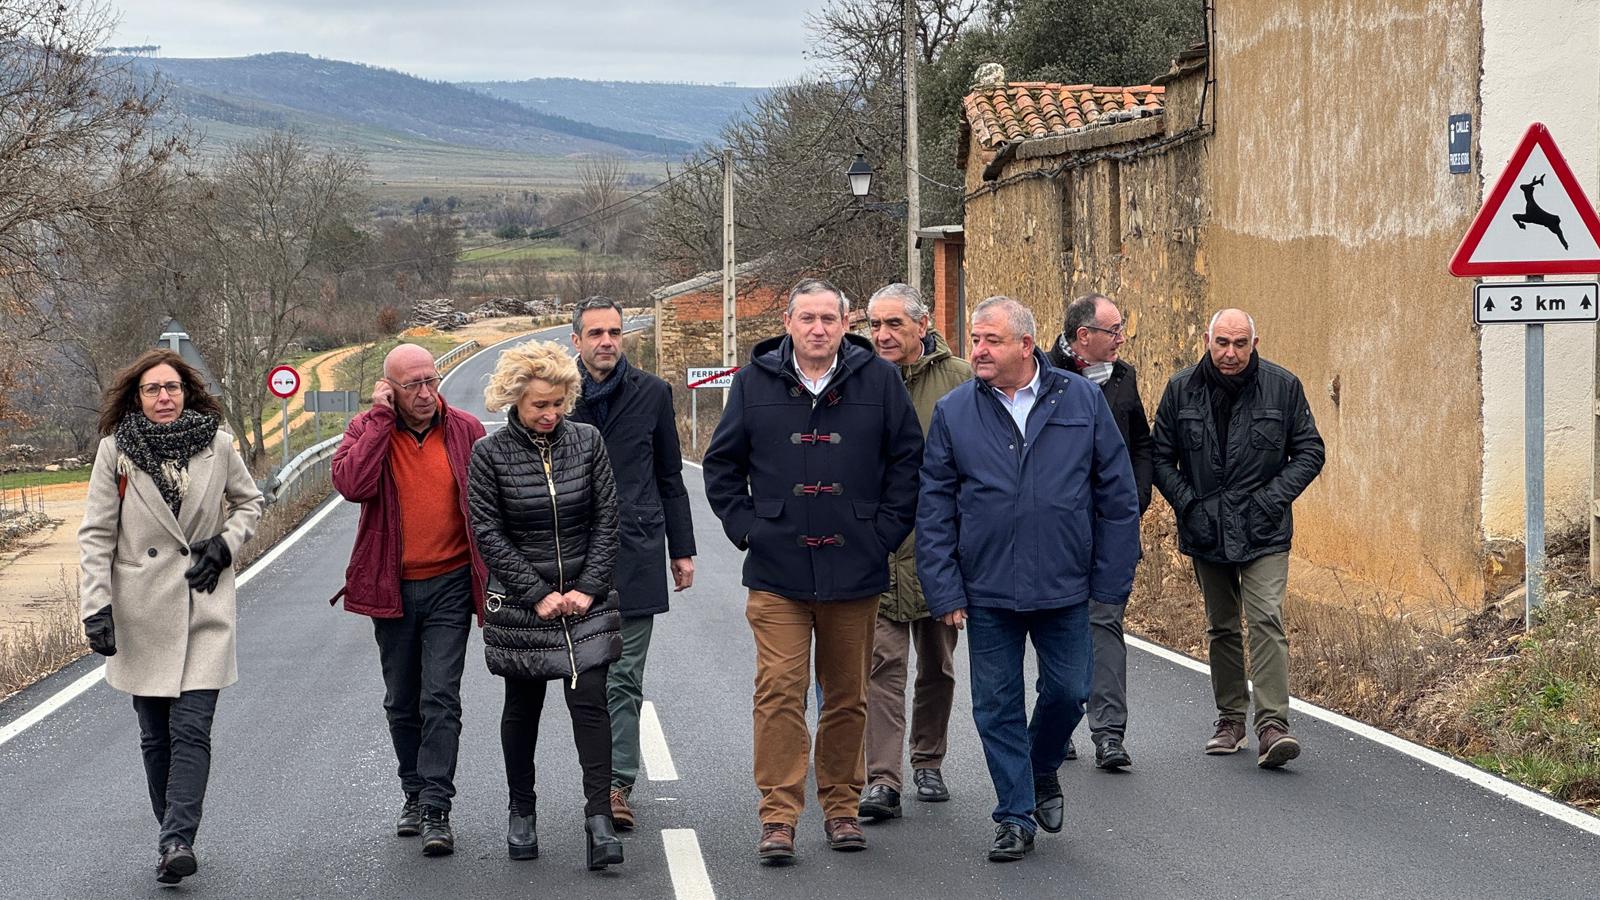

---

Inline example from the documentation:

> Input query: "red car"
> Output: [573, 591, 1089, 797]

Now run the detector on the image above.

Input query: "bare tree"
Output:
[180, 131, 369, 465]
[576, 156, 628, 256]
[0, 0, 185, 429]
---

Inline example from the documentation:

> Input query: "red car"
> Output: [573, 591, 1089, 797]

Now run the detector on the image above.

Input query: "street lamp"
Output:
[845, 153, 906, 219]
[847, 153, 874, 198]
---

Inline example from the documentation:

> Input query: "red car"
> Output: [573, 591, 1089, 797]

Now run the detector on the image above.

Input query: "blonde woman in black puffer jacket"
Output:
[467, 339, 623, 870]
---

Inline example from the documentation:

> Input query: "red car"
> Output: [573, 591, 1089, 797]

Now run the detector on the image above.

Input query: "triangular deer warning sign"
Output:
[1450, 123, 1600, 277]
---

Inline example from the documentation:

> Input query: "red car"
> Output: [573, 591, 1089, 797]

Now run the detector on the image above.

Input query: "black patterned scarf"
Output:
[114, 409, 220, 515]
[578, 353, 629, 427]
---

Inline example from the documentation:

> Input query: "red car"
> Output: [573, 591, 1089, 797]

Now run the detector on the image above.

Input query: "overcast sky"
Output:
[108, 0, 818, 86]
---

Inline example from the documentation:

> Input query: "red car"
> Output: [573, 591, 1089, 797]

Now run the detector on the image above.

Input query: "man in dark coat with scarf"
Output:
[567, 296, 696, 832]
[1152, 308, 1324, 769]
[1045, 293, 1153, 771]
[704, 278, 923, 863]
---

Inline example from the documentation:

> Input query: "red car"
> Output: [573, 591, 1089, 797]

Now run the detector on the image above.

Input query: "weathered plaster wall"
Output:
[1208, 0, 1485, 602]
[1479, 0, 1600, 541]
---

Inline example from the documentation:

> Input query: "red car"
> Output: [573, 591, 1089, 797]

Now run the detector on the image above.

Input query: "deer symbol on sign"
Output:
[1512, 174, 1569, 250]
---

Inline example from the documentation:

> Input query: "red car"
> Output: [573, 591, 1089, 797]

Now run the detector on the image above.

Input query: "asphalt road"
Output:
[4, 332, 1600, 899]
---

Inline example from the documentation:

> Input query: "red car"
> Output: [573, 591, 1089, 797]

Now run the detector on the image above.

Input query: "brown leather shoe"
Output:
[824, 816, 867, 851]
[610, 787, 635, 831]
[758, 822, 796, 863]
[1204, 718, 1248, 755]
[1257, 723, 1302, 768]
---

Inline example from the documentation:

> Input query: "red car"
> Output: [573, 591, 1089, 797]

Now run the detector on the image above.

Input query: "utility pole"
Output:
[722, 148, 736, 406]
[903, 0, 921, 293]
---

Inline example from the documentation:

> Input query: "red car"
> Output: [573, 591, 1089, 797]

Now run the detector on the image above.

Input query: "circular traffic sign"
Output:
[267, 364, 301, 399]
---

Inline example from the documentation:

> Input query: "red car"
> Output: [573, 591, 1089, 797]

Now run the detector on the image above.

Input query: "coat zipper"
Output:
[540, 438, 580, 689]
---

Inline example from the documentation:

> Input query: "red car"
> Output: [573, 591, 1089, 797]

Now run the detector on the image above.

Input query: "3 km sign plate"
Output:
[1474, 281, 1599, 325]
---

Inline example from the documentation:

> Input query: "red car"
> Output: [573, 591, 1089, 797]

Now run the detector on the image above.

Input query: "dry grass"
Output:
[0, 573, 89, 701]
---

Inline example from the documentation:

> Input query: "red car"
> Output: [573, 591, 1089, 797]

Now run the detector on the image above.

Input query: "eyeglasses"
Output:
[396, 376, 441, 393]
[139, 381, 185, 398]
[1083, 324, 1127, 338]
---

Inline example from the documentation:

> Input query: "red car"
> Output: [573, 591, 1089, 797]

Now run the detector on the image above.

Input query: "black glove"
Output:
[184, 535, 233, 594]
[84, 606, 116, 656]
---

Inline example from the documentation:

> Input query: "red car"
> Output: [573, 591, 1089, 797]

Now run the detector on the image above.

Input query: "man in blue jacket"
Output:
[917, 296, 1141, 863]
[704, 278, 923, 864]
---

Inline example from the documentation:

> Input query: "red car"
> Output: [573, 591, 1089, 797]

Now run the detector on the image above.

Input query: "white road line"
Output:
[0, 337, 506, 750]
[0, 667, 105, 748]
[662, 829, 716, 900]
[1126, 634, 1600, 837]
[640, 700, 679, 782]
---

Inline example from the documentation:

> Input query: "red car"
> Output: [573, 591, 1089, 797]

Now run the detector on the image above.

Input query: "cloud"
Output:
[109, 0, 817, 85]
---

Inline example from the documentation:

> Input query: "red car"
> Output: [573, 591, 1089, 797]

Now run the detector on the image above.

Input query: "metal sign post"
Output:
[1525, 277, 1545, 627]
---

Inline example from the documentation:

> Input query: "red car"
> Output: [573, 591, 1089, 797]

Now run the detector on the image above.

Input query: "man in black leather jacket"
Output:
[1151, 309, 1324, 769]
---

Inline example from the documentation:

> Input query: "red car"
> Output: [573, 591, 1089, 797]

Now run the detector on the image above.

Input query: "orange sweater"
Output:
[389, 426, 471, 580]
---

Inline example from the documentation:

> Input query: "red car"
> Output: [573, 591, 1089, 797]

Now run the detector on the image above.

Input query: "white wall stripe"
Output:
[662, 828, 716, 900]
[640, 699, 679, 782]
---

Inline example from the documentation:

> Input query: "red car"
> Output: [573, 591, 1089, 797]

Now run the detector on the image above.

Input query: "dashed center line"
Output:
[662, 828, 716, 900]
[640, 699, 679, 781]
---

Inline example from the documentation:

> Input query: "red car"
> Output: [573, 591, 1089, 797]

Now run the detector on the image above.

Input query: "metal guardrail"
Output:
[261, 340, 482, 505]
[434, 339, 480, 373]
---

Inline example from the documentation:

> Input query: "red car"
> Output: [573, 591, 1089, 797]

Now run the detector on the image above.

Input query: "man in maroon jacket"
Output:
[331, 343, 486, 857]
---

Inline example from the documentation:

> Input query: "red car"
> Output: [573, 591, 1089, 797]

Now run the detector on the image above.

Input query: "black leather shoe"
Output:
[421, 807, 454, 856]
[156, 842, 197, 884]
[913, 767, 949, 802]
[987, 823, 1034, 862]
[858, 783, 902, 820]
[1095, 737, 1132, 770]
[396, 794, 423, 837]
[1032, 773, 1064, 833]
[507, 811, 539, 860]
[1064, 737, 1078, 761]
[586, 814, 624, 870]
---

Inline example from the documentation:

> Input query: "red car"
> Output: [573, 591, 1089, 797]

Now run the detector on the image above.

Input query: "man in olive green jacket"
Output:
[858, 284, 973, 821]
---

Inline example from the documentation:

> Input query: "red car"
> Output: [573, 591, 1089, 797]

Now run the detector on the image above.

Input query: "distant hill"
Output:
[121, 52, 696, 158]
[459, 78, 768, 146]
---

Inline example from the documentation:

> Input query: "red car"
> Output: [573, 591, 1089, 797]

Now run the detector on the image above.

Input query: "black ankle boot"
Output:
[507, 811, 539, 860]
[585, 814, 624, 870]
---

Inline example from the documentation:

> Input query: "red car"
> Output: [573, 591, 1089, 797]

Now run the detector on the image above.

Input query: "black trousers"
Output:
[501, 665, 613, 819]
[371, 565, 473, 812]
[132, 689, 220, 851]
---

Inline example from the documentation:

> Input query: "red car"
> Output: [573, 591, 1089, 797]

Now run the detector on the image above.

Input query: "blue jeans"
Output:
[966, 602, 1091, 833]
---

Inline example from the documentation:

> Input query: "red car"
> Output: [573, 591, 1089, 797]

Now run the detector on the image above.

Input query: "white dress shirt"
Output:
[794, 354, 839, 397]
[990, 360, 1042, 435]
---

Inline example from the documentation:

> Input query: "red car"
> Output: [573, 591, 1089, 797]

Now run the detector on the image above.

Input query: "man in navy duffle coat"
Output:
[916, 295, 1141, 863]
[703, 278, 923, 863]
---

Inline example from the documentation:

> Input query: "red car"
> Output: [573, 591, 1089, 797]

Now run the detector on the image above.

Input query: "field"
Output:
[188, 119, 673, 203]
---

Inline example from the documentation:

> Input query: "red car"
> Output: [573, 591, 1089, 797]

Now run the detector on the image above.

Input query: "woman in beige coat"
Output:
[77, 349, 263, 886]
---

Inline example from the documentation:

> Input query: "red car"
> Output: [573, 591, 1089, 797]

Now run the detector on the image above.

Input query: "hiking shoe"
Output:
[824, 816, 867, 851]
[1257, 724, 1302, 769]
[757, 823, 796, 864]
[396, 793, 423, 837]
[610, 787, 635, 831]
[1204, 718, 1248, 755]
[421, 807, 454, 856]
